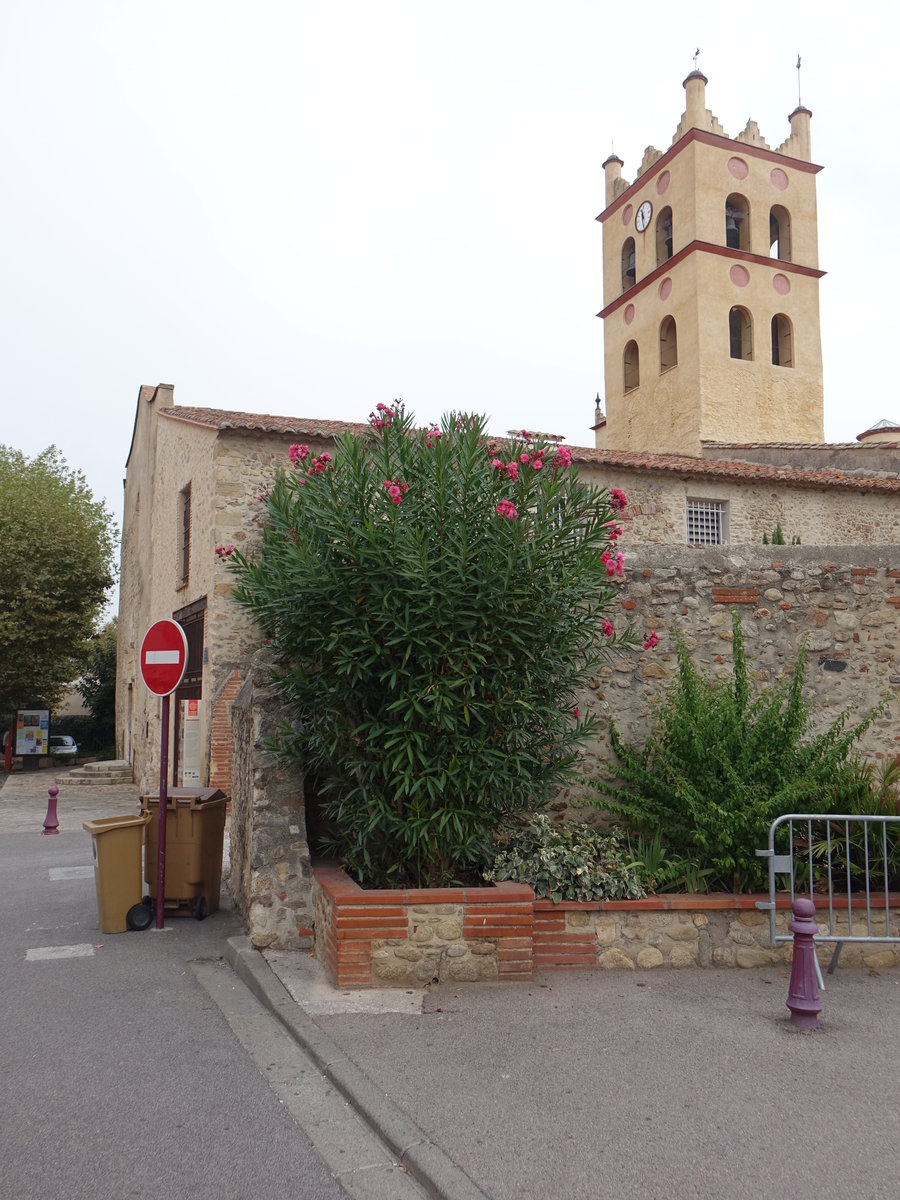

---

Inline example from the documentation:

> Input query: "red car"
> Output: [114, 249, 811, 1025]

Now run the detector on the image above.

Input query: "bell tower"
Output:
[595, 71, 825, 455]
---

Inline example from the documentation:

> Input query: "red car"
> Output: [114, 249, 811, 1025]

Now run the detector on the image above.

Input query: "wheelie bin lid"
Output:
[141, 787, 227, 809]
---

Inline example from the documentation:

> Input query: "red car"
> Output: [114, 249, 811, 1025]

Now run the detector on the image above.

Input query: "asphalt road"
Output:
[0, 773, 350, 1200]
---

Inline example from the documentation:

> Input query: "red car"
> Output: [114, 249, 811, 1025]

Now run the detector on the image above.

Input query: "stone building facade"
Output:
[117, 384, 900, 806]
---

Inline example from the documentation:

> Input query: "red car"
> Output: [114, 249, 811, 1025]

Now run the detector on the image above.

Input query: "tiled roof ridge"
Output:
[160, 405, 900, 493]
[161, 405, 371, 438]
[573, 446, 900, 493]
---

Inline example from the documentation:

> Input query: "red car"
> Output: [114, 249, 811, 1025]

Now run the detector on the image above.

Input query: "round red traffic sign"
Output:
[139, 620, 188, 696]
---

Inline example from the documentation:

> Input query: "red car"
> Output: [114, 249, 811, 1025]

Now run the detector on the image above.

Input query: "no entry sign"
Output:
[140, 620, 188, 696]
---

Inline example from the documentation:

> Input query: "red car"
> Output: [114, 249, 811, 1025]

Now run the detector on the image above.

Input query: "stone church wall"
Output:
[229, 649, 315, 949]
[568, 544, 900, 814]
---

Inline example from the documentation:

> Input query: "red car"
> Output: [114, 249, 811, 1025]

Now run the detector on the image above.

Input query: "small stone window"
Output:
[177, 483, 191, 589]
[656, 206, 673, 266]
[769, 205, 792, 262]
[725, 194, 750, 251]
[729, 306, 753, 361]
[659, 316, 678, 372]
[621, 237, 636, 292]
[623, 340, 640, 392]
[686, 499, 727, 545]
[771, 313, 793, 367]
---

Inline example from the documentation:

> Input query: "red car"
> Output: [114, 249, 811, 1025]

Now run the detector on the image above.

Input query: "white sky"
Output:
[1, 1, 896, 563]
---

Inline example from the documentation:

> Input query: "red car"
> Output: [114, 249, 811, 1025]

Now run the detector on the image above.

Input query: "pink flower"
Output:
[605, 522, 623, 542]
[532, 457, 543, 470]
[288, 443, 309, 464]
[491, 458, 503, 469]
[609, 488, 627, 511]
[506, 462, 518, 482]
[495, 498, 519, 520]
[643, 631, 659, 650]
[519, 452, 530, 465]
[601, 619, 614, 637]
[573, 707, 580, 720]
[553, 446, 572, 469]
[383, 479, 408, 506]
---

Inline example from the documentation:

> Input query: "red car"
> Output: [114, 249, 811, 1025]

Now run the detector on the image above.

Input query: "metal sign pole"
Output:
[155, 693, 170, 930]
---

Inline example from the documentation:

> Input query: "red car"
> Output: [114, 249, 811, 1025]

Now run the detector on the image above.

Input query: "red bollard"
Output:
[786, 897, 822, 1029]
[42, 785, 60, 835]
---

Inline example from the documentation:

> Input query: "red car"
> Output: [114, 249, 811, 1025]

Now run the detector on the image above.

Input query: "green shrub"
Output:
[484, 814, 648, 902]
[230, 404, 640, 888]
[594, 610, 884, 892]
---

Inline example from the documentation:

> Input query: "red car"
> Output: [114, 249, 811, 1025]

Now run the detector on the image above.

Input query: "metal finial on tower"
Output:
[796, 54, 802, 107]
[693, 47, 700, 71]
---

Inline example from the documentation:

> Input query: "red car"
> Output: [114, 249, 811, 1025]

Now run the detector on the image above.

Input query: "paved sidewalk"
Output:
[8, 768, 897, 1199]
[255, 938, 900, 1200]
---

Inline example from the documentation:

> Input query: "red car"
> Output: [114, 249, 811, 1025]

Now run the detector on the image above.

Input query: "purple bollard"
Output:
[786, 897, 822, 1029]
[42, 785, 60, 835]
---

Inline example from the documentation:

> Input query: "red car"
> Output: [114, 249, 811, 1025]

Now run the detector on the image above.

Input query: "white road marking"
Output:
[49, 866, 93, 880]
[25, 944, 95, 961]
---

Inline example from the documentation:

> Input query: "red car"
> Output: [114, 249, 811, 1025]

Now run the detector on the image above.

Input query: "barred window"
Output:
[686, 499, 727, 545]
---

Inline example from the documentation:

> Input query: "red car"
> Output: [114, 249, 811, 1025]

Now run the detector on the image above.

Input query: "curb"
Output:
[225, 936, 490, 1200]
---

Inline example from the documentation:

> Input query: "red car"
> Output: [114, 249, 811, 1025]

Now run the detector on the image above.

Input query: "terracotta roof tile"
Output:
[570, 445, 900, 494]
[160, 405, 900, 495]
[161, 406, 371, 438]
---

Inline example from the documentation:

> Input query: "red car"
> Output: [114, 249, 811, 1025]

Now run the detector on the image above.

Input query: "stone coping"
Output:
[535, 892, 896, 912]
[312, 861, 533, 907]
[315, 862, 895, 914]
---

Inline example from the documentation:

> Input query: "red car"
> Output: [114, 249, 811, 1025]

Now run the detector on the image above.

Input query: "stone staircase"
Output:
[64, 760, 134, 786]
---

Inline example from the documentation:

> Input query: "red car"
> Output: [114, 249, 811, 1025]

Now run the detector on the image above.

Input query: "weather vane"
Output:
[796, 54, 802, 106]
[693, 47, 700, 71]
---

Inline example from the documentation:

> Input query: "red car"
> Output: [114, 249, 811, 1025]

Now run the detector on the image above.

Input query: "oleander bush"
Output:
[229, 402, 647, 887]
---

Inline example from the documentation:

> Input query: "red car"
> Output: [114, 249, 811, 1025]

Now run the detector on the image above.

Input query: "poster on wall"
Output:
[16, 710, 50, 756]
[180, 698, 202, 786]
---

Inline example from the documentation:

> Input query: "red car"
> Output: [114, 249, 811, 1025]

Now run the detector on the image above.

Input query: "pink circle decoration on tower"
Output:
[728, 157, 749, 180]
[624, 304, 636, 325]
[622, 204, 633, 226]
[656, 170, 670, 195]
[729, 265, 750, 287]
[770, 168, 789, 191]
[773, 273, 791, 295]
[658, 277, 672, 301]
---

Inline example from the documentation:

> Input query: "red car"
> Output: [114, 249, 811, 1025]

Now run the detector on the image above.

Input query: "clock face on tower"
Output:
[635, 200, 653, 232]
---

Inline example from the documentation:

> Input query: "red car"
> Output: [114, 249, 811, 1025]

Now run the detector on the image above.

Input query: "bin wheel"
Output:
[194, 896, 208, 921]
[126, 902, 153, 932]
[142, 895, 151, 906]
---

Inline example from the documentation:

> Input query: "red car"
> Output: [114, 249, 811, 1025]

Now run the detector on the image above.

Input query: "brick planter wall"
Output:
[312, 864, 533, 987]
[312, 864, 900, 985]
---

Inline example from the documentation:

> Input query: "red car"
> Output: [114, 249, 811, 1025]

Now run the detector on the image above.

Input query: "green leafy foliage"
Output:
[230, 404, 638, 887]
[484, 814, 648, 902]
[0, 446, 116, 720]
[594, 610, 884, 892]
[75, 619, 118, 750]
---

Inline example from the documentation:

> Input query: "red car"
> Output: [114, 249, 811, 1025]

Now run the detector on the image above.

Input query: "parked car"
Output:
[49, 735, 78, 760]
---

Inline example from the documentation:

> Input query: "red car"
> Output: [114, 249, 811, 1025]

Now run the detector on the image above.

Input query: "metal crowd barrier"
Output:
[756, 814, 900, 984]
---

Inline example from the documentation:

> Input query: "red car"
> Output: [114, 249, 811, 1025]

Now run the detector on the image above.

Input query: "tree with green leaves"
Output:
[76, 618, 118, 747]
[0, 446, 117, 725]
[229, 403, 643, 887]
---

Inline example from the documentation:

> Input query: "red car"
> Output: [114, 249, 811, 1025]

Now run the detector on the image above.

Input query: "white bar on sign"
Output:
[145, 650, 181, 664]
[26, 944, 95, 961]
